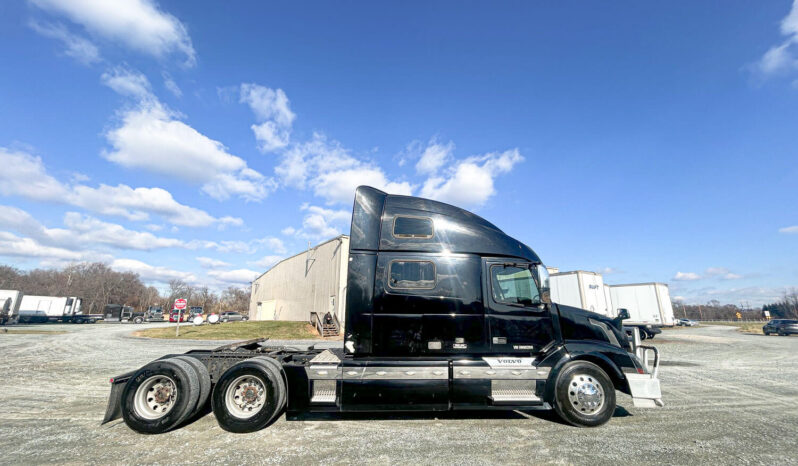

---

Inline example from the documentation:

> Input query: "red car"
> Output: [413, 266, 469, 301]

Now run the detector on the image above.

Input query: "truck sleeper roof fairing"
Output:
[349, 186, 540, 261]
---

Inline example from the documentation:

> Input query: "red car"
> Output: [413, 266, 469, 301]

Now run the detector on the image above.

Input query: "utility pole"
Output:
[698, 304, 704, 321]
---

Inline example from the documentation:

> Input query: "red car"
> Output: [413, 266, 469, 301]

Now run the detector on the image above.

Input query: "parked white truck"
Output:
[548, 271, 675, 339]
[609, 283, 675, 335]
[18, 295, 100, 324]
[0, 290, 23, 325]
[549, 271, 612, 316]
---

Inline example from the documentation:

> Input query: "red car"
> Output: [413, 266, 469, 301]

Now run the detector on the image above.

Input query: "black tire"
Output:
[173, 356, 211, 414]
[552, 361, 616, 427]
[764, 331, 770, 336]
[211, 359, 286, 433]
[121, 358, 200, 434]
[638, 329, 647, 341]
[251, 357, 287, 422]
[134, 316, 144, 324]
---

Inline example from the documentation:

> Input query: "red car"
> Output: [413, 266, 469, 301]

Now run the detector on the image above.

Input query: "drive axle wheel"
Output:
[553, 361, 615, 427]
[121, 358, 200, 434]
[212, 358, 286, 433]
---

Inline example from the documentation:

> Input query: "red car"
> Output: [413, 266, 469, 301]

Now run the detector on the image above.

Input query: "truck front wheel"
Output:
[211, 359, 286, 433]
[553, 361, 616, 427]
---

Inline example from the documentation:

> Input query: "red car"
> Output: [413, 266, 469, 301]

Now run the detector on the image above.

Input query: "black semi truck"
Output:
[103, 186, 662, 433]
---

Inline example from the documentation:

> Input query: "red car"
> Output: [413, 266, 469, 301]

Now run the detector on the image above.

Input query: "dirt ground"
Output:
[1, 323, 796, 465]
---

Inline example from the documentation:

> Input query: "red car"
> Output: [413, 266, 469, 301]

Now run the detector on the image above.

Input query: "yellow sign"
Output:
[736, 312, 742, 320]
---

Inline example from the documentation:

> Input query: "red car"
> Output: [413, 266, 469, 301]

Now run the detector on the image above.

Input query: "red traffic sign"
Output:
[174, 299, 187, 310]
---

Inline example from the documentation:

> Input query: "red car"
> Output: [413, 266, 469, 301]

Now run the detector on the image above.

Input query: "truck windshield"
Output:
[491, 265, 541, 306]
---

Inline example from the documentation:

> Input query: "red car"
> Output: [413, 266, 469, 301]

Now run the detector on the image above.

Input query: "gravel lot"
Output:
[1, 323, 796, 465]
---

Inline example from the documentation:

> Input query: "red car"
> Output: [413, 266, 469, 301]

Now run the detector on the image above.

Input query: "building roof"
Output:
[252, 234, 349, 283]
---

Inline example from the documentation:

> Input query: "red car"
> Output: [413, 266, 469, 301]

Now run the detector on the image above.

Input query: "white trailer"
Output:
[609, 283, 674, 338]
[18, 295, 96, 323]
[0, 290, 23, 325]
[549, 271, 612, 317]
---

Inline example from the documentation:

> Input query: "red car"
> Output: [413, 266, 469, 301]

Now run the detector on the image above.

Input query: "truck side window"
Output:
[388, 260, 436, 289]
[490, 265, 541, 306]
[393, 216, 433, 238]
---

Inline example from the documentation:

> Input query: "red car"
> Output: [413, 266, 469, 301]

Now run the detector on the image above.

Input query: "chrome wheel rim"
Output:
[567, 373, 605, 415]
[225, 375, 266, 419]
[134, 375, 177, 420]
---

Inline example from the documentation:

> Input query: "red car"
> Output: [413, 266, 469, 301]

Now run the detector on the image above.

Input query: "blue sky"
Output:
[1, 1, 797, 306]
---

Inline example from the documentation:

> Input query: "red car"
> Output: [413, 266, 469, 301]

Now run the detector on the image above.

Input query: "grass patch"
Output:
[698, 321, 766, 334]
[0, 329, 67, 335]
[736, 323, 764, 334]
[133, 321, 323, 340]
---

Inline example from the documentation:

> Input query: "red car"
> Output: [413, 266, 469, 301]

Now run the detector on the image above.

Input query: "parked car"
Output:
[220, 311, 248, 322]
[146, 307, 165, 322]
[169, 310, 189, 323]
[188, 306, 204, 321]
[763, 319, 798, 336]
[677, 318, 698, 327]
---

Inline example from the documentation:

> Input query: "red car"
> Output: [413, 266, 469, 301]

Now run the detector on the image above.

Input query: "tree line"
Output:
[672, 289, 798, 321]
[0, 263, 250, 315]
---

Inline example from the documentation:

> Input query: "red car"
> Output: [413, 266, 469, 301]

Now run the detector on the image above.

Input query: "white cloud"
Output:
[251, 255, 284, 269]
[0, 205, 225, 253]
[100, 66, 152, 99]
[779, 225, 798, 234]
[196, 256, 231, 269]
[112, 258, 197, 283]
[240, 84, 295, 152]
[673, 271, 702, 281]
[298, 204, 351, 239]
[757, 0, 798, 76]
[162, 71, 182, 97]
[101, 78, 274, 202]
[281, 226, 296, 236]
[277, 133, 412, 205]
[415, 139, 454, 175]
[256, 237, 287, 254]
[314, 167, 413, 205]
[705, 267, 743, 281]
[31, 0, 196, 66]
[207, 268, 260, 285]
[29, 20, 100, 65]
[598, 267, 620, 275]
[0, 147, 70, 201]
[62, 212, 187, 250]
[420, 149, 523, 208]
[0, 231, 83, 261]
[0, 147, 242, 227]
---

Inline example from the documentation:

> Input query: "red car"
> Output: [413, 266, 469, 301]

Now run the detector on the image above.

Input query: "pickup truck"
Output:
[102, 186, 662, 434]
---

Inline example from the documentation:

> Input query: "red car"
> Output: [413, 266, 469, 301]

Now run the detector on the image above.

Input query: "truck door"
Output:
[483, 259, 555, 353]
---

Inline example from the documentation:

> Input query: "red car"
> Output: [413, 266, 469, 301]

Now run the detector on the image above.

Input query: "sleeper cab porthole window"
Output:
[393, 216, 434, 238]
[388, 260, 436, 289]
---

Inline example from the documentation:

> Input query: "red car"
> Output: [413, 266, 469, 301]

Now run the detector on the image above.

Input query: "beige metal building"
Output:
[249, 235, 349, 329]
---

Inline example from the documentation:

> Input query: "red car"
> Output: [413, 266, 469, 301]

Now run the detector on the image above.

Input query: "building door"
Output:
[258, 300, 276, 320]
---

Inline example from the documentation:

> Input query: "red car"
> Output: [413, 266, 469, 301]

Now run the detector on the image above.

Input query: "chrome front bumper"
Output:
[627, 345, 664, 408]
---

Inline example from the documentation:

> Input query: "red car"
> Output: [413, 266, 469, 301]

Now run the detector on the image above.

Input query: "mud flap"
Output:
[627, 345, 663, 408]
[626, 373, 664, 408]
[101, 373, 133, 425]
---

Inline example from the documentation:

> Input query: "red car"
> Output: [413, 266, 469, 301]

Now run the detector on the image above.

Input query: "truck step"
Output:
[310, 391, 336, 404]
[489, 389, 542, 404]
[310, 379, 337, 404]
